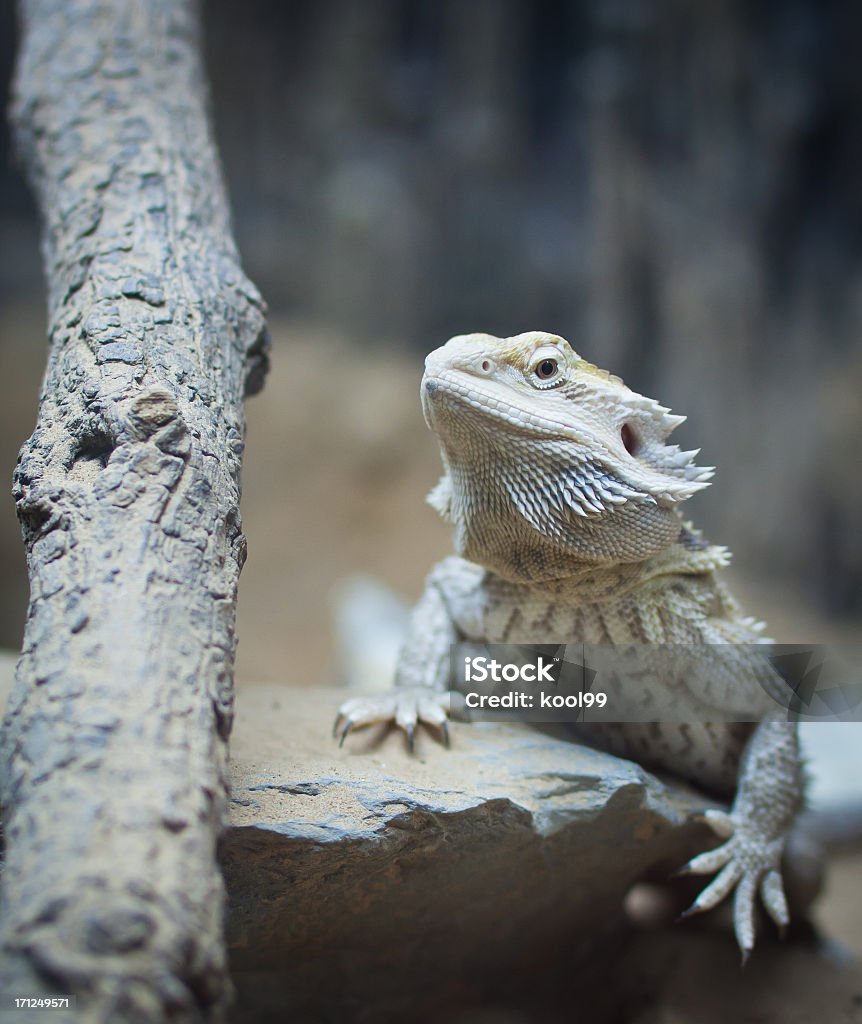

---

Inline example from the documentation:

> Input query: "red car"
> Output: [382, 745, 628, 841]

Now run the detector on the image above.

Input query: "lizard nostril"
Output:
[480, 359, 492, 373]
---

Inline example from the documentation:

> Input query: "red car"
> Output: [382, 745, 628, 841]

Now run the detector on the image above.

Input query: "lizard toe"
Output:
[733, 870, 758, 957]
[686, 861, 741, 915]
[703, 808, 735, 839]
[760, 869, 789, 932]
[336, 693, 406, 729]
[682, 839, 734, 877]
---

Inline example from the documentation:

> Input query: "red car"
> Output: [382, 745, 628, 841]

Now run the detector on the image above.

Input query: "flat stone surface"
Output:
[224, 685, 712, 1020]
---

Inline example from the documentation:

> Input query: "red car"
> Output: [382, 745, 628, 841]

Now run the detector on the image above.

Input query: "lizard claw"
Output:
[679, 808, 788, 956]
[337, 719, 354, 748]
[334, 686, 457, 752]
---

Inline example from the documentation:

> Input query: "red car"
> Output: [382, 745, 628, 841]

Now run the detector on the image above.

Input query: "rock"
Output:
[225, 685, 712, 1020]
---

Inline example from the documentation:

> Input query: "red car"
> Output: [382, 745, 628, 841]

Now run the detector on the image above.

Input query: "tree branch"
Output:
[0, 1, 268, 1019]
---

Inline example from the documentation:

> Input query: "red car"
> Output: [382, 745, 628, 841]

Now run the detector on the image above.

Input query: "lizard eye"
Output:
[531, 357, 566, 390]
[529, 347, 567, 388]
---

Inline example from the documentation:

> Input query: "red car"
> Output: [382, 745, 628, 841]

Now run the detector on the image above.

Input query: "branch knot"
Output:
[128, 388, 180, 439]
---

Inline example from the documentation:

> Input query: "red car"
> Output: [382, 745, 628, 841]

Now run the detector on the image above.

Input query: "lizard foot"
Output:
[678, 809, 789, 961]
[334, 687, 459, 752]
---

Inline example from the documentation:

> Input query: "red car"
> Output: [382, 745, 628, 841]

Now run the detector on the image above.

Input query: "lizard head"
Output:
[421, 331, 714, 581]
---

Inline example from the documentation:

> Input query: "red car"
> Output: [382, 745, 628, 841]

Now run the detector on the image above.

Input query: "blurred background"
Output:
[0, 0, 860, 686]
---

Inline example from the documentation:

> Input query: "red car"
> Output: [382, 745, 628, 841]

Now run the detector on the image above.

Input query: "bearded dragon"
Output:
[335, 331, 804, 958]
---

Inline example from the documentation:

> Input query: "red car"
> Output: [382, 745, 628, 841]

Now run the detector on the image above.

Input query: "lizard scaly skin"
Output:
[336, 331, 804, 958]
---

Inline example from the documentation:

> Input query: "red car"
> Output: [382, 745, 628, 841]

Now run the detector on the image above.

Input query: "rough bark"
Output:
[0, 1, 268, 1020]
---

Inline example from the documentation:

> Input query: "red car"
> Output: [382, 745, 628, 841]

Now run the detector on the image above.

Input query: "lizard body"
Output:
[336, 331, 804, 957]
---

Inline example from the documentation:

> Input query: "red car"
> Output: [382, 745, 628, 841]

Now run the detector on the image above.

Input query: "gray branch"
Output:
[0, 1, 268, 1019]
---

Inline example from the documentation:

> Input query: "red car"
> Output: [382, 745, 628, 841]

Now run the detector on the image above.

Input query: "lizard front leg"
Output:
[335, 557, 484, 749]
[681, 718, 803, 959]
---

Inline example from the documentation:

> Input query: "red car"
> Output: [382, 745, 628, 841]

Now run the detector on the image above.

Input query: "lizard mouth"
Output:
[421, 370, 579, 441]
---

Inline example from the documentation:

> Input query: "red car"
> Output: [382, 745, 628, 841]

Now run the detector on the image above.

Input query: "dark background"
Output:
[1, 0, 860, 682]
